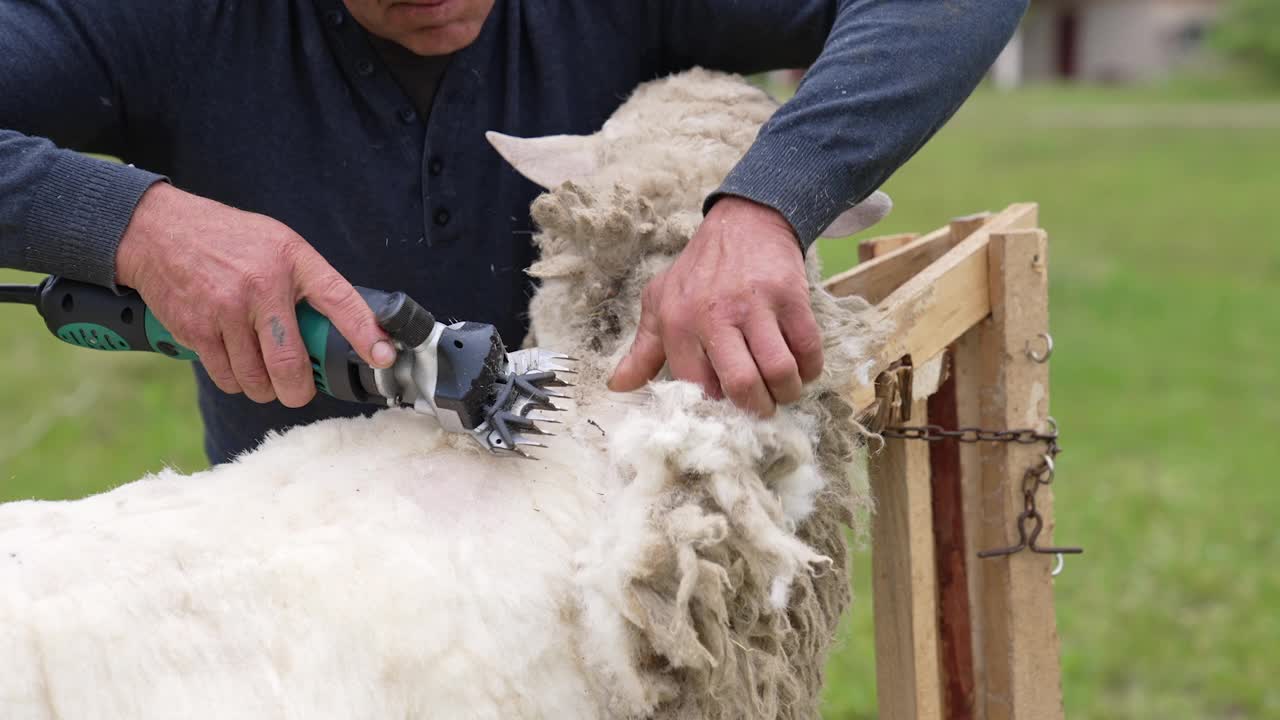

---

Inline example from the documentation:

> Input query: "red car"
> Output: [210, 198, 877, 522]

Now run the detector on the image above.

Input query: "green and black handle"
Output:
[0, 275, 436, 407]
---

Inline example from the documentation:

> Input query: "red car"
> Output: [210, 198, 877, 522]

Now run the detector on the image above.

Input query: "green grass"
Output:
[3, 83, 1278, 718]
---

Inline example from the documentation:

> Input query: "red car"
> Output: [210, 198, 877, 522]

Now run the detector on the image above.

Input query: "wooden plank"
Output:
[938, 211, 998, 719]
[846, 203, 1040, 414]
[870, 397, 942, 720]
[927, 363, 977, 719]
[863, 230, 941, 720]
[857, 232, 920, 264]
[949, 212, 993, 244]
[972, 229, 1066, 720]
[952, 328, 989, 719]
[827, 225, 950, 304]
[825, 211, 991, 305]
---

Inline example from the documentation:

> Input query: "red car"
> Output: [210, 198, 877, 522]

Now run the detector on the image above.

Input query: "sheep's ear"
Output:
[485, 131, 599, 189]
[819, 191, 893, 238]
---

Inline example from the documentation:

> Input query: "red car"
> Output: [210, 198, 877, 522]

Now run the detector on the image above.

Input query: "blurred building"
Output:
[992, 0, 1224, 87]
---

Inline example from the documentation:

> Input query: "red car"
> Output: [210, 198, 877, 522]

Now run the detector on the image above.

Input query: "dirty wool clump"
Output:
[496, 68, 894, 719]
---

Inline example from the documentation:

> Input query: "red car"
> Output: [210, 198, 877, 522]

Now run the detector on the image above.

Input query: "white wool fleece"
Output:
[0, 383, 835, 720]
[0, 409, 613, 719]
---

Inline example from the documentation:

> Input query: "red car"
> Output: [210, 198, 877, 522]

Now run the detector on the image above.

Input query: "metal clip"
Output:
[978, 502, 1084, 559]
[1025, 332, 1054, 363]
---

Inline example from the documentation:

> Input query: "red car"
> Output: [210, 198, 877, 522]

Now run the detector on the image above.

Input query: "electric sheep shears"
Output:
[0, 276, 574, 457]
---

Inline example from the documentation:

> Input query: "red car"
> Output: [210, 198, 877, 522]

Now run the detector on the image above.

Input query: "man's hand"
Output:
[116, 183, 395, 407]
[608, 196, 822, 416]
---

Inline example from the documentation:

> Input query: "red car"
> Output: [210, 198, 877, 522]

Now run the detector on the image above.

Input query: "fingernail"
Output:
[372, 340, 396, 367]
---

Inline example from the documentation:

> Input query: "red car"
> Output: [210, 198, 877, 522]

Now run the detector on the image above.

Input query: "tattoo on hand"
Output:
[270, 316, 286, 347]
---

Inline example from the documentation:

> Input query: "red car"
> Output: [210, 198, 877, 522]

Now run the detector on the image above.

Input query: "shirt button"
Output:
[398, 107, 417, 124]
[324, 10, 344, 27]
[356, 59, 375, 76]
[428, 157, 444, 176]
[434, 209, 451, 227]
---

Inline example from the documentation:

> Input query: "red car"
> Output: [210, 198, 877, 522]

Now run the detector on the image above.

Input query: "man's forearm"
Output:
[0, 129, 166, 287]
[707, 0, 1029, 248]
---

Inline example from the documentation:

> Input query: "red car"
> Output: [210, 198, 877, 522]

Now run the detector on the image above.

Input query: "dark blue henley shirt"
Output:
[0, 0, 1027, 463]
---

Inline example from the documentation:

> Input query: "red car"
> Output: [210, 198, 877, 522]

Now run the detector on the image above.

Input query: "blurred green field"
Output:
[2, 84, 1278, 718]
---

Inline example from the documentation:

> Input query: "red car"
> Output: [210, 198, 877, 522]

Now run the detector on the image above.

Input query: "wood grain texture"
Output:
[970, 228, 1066, 720]
[828, 226, 951, 305]
[856, 233, 921, 265]
[929, 365, 977, 720]
[953, 327, 989, 719]
[863, 233, 941, 720]
[870, 397, 942, 720]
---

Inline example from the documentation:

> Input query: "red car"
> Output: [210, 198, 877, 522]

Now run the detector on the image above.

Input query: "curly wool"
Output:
[516, 69, 891, 719]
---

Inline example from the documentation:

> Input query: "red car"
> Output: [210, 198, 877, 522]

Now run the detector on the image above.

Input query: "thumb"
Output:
[608, 289, 667, 392]
[295, 256, 395, 369]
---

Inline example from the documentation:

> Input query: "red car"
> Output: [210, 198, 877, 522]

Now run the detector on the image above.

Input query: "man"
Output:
[0, 0, 1027, 465]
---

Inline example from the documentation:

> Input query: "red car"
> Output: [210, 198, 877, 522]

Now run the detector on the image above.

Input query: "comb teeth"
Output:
[475, 348, 582, 458]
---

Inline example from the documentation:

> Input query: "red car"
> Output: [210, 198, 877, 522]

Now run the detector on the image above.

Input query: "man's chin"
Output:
[394, 22, 483, 55]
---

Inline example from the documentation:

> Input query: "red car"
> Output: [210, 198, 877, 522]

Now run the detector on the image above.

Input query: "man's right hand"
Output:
[115, 183, 395, 407]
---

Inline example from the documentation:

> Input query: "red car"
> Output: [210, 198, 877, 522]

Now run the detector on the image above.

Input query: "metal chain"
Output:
[883, 416, 1084, 562]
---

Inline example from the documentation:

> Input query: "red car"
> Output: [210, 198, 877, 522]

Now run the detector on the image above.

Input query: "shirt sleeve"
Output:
[0, 1, 180, 288]
[656, 0, 1029, 249]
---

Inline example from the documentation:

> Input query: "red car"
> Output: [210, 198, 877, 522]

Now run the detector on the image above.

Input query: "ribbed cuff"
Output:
[703, 137, 860, 255]
[24, 151, 167, 290]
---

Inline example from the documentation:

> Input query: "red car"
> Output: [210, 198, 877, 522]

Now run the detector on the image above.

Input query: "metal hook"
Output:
[977, 508, 1035, 558]
[1025, 332, 1054, 363]
[1030, 454, 1056, 485]
[979, 508, 1084, 559]
[1026, 511, 1084, 556]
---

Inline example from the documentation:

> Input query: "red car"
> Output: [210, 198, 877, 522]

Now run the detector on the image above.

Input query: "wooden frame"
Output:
[825, 203, 1066, 719]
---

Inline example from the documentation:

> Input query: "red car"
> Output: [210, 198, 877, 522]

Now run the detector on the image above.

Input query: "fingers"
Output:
[666, 333, 721, 400]
[222, 321, 278, 404]
[292, 249, 394, 369]
[609, 271, 813, 416]
[194, 337, 243, 397]
[609, 322, 668, 392]
[776, 300, 824, 383]
[251, 294, 316, 408]
[609, 279, 670, 392]
[743, 314, 803, 406]
[704, 327, 774, 417]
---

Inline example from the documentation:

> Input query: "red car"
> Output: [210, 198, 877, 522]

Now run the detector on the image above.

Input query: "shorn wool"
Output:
[0, 69, 892, 719]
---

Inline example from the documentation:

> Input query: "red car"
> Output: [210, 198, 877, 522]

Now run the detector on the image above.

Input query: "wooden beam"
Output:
[845, 203, 1040, 413]
[825, 212, 991, 305]
[949, 212, 993, 244]
[971, 229, 1066, 720]
[856, 232, 920, 264]
[827, 225, 950, 304]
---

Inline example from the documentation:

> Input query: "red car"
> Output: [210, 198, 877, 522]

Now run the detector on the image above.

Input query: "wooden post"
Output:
[864, 236, 943, 720]
[926, 213, 991, 719]
[953, 324, 989, 718]
[967, 228, 1066, 719]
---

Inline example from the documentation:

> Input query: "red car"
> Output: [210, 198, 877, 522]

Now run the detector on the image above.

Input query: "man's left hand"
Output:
[608, 196, 823, 416]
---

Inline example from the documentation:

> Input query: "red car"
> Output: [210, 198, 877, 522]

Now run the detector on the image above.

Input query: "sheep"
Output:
[0, 68, 892, 720]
